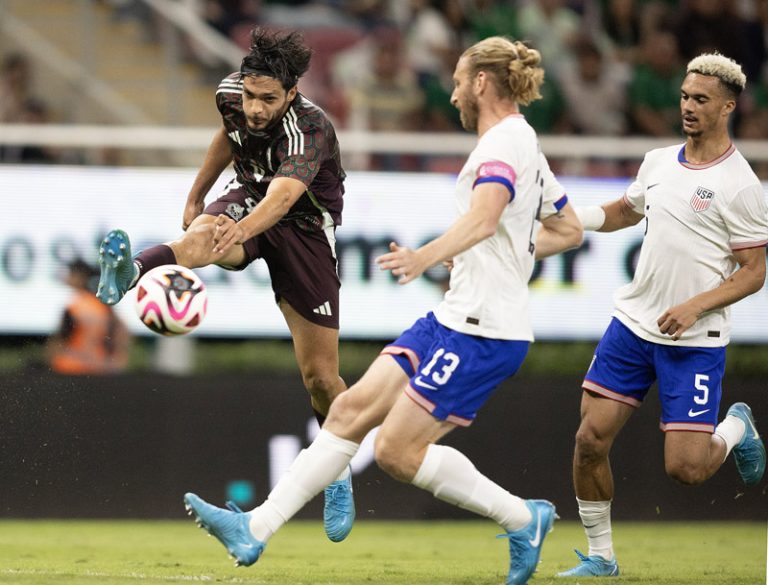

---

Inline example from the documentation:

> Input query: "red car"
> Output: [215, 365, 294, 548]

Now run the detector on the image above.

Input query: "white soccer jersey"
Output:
[433, 115, 567, 341]
[614, 143, 768, 347]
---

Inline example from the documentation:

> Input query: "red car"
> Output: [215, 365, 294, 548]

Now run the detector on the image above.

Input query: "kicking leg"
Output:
[97, 215, 246, 305]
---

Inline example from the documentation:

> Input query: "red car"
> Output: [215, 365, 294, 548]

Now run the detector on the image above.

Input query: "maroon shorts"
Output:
[204, 184, 340, 329]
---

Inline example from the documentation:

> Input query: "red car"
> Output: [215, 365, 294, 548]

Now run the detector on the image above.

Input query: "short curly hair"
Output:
[687, 52, 746, 97]
[240, 27, 312, 90]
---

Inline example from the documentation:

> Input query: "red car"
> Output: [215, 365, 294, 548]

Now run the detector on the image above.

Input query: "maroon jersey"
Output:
[216, 72, 345, 230]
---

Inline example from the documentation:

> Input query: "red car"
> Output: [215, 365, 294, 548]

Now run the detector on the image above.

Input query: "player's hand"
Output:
[657, 301, 703, 340]
[182, 201, 205, 231]
[212, 214, 244, 255]
[375, 241, 424, 285]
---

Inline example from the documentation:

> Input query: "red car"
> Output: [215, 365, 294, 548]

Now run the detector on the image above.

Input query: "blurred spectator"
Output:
[46, 259, 131, 375]
[203, 0, 261, 37]
[0, 98, 59, 163]
[520, 76, 571, 134]
[674, 0, 764, 81]
[0, 53, 33, 123]
[627, 29, 685, 136]
[346, 27, 425, 169]
[517, 0, 582, 75]
[421, 45, 464, 132]
[600, 0, 642, 63]
[557, 37, 628, 135]
[466, 0, 520, 42]
[405, 0, 457, 88]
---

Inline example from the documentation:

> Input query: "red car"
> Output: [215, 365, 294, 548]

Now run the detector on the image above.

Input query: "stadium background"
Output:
[0, 0, 766, 531]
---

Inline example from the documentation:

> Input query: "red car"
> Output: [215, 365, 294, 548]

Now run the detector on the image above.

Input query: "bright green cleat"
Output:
[96, 229, 137, 305]
[728, 402, 766, 487]
[557, 549, 619, 577]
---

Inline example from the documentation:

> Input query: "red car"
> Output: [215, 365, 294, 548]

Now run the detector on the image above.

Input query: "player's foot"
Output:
[183, 492, 265, 567]
[727, 402, 766, 486]
[323, 465, 355, 542]
[500, 499, 557, 585]
[557, 549, 619, 577]
[96, 229, 137, 305]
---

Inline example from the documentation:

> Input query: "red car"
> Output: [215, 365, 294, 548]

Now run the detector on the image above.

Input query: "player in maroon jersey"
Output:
[96, 27, 355, 542]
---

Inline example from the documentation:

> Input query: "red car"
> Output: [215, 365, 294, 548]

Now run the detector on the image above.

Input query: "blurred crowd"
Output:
[2, 0, 768, 174]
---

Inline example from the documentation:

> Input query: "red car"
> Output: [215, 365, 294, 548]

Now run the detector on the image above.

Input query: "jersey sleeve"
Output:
[723, 184, 768, 250]
[538, 152, 567, 220]
[473, 160, 517, 201]
[622, 155, 649, 214]
[273, 118, 325, 187]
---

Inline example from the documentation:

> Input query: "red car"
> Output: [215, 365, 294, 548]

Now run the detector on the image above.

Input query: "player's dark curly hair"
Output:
[240, 27, 312, 90]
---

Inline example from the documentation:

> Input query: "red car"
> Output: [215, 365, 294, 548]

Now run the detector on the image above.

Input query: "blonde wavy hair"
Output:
[687, 52, 746, 96]
[461, 36, 544, 106]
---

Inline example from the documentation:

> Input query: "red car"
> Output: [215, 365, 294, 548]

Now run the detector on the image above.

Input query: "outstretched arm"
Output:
[535, 202, 583, 259]
[183, 126, 233, 230]
[577, 196, 644, 233]
[657, 246, 767, 340]
[376, 182, 509, 284]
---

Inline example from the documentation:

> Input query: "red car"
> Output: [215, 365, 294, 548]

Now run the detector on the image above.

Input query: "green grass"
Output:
[0, 520, 763, 584]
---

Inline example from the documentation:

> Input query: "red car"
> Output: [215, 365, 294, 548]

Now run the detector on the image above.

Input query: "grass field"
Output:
[0, 520, 764, 585]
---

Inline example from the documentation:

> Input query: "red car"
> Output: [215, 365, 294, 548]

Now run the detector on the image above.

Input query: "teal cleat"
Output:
[499, 499, 557, 585]
[557, 549, 619, 577]
[96, 229, 137, 305]
[727, 402, 766, 487]
[323, 466, 355, 542]
[183, 492, 265, 567]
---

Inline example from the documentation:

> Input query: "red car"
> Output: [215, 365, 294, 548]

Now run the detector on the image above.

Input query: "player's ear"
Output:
[287, 85, 298, 101]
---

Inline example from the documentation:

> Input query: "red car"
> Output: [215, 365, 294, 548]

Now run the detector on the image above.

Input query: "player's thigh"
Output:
[663, 430, 713, 470]
[325, 355, 410, 443]
[577, 390, 634, 449]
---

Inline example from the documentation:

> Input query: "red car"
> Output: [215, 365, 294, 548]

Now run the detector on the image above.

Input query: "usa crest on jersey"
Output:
[690, 186, 715, 212]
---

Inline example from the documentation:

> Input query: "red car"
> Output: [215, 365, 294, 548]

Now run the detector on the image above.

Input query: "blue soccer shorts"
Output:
[583, 318, 726, 433]
[381, 312, 529, 426]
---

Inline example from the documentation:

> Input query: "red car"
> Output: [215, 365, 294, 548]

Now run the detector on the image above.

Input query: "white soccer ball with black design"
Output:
[134, 265, 207, 336]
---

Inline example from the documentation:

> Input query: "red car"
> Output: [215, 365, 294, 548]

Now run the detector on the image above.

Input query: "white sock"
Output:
[411, 444, 531, 532]
[247, 430, 359, 542]
[714, 415, 746, 462]
[577, 498, 613, 560]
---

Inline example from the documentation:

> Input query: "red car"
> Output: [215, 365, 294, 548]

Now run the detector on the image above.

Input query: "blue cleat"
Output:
[727, 402, 766, 487]
[96, 229, 137, 305]
[183, 492, 265, 567]
[499, 499, 557, 585]
[557, 549, 619, 577]
[323, 466, 355, 542]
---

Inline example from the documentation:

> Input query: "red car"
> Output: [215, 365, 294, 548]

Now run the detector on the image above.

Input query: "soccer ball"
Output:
[134, 265, 207, 336]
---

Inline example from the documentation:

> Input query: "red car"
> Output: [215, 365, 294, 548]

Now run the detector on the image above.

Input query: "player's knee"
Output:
[574, 425, 610, 465]
[301, 368, 340, 400]
[665, 461, 707, 485]
[171, 224, 215, 265]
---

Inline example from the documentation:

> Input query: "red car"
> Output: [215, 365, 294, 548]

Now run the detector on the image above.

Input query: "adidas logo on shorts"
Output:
[313, 301, 332, 316]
